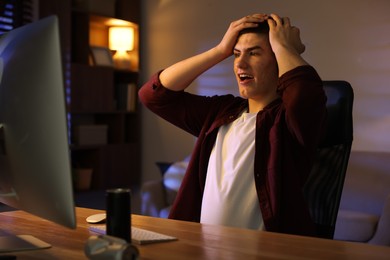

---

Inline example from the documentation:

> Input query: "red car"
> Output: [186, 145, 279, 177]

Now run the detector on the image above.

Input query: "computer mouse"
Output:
[86, 213, 107, 224]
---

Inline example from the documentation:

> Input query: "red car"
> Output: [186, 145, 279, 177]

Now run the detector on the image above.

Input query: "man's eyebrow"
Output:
[233, 46, 262, 52]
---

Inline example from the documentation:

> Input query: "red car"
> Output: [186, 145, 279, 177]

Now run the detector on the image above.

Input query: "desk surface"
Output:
[0, 207, 389, 259]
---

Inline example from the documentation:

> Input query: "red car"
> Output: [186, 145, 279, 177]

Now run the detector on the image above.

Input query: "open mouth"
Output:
[238, 73, 254, 83]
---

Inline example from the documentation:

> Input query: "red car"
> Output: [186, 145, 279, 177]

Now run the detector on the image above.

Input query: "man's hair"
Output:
[238, 21, 270, 36]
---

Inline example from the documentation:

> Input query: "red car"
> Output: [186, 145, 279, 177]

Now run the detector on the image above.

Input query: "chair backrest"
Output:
[303, 80, 354, 239]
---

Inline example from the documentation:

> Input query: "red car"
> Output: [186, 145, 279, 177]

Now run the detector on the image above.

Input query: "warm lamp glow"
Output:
[109, 27, 135, 69]
[109, 27, 134, 51]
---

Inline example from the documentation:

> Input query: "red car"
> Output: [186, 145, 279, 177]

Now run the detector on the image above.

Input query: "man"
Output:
[139, 13, 327, 237]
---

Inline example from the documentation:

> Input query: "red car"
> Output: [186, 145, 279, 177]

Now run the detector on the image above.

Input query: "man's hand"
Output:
[267, 13, 308, 76]
[216, 14, 269, 58]
[267, 14, 305, 55]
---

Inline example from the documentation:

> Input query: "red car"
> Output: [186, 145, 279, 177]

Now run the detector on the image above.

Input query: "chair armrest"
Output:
[140, 180, 167, 217]
[368, 194, 390, 246]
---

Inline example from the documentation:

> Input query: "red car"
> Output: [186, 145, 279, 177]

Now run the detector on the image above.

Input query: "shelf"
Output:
[71, 11, 139, 71]
[70, 142, 138, 150]
[71, 110, 137, 115]
[68, 3, 141, 190]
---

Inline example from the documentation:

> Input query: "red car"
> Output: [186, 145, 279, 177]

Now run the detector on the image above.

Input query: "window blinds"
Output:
[0, 0, 35, 35]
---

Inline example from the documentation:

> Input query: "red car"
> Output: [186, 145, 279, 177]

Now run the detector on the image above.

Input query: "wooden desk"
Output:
[0, 207, 389, 259]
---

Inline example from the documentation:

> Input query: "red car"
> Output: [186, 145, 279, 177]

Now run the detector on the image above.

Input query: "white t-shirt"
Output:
[200, 111, 263, 230]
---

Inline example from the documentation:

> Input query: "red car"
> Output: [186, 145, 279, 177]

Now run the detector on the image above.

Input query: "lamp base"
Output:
[112, 51, 131, 70]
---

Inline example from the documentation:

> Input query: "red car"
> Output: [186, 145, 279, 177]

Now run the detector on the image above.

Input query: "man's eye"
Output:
[250, 51, 259, 56]
[233, 52, 240, 58]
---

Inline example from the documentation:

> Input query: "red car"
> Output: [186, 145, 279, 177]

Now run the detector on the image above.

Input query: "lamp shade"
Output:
[109, 27, 134, 51]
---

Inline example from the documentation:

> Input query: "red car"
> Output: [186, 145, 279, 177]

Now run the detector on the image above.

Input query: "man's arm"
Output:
[268, 14, 326, 147]
[267, 14, 308, 77]
[160, 14, 270, 91]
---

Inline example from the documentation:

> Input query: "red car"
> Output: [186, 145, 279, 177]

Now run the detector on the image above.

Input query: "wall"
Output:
[139, 0, 390, 182]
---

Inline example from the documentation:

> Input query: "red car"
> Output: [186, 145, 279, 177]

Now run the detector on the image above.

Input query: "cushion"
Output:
[159, 206, 172, 218]
[334, 209, 379, 242]
[155, 162, 173, 176]
[163, 160, 189, 192]
[161, 157, 189, 206]
[155, 157, 190, 207]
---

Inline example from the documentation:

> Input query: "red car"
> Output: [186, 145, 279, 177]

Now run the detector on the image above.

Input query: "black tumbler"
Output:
[106, 188, 131, 242]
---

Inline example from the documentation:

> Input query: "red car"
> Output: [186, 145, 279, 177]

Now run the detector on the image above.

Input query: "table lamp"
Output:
[109, 26, 134, 70]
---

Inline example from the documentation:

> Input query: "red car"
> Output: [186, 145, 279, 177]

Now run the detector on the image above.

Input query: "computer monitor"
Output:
[0, 15, 76, 251]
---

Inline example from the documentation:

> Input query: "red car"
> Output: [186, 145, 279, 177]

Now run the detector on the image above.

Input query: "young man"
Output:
[139, 13, 327, 237]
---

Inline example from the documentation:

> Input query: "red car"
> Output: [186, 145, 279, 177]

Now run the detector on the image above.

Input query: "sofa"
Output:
[141, 151, 390, 246]
[141, 159, 188, 218]
[333, 151, 390, 246]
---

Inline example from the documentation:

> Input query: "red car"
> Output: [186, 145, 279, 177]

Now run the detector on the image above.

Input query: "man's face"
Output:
[233, 32, 278, 102]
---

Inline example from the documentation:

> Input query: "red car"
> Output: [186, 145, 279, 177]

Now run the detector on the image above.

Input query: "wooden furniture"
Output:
[1, 208, 390, 259]
[39, 0, 142, 190]
[69, 2, 141, 190]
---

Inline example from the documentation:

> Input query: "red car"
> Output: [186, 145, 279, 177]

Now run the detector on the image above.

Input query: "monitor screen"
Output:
[0, 15, 76, 250]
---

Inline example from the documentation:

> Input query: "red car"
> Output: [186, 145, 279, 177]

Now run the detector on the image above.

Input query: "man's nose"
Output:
[235, 56, 248, 69]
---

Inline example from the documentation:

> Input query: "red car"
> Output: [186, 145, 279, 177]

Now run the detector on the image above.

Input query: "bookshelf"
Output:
[37, 0, 141, 190]
[68, 1, 141, 190]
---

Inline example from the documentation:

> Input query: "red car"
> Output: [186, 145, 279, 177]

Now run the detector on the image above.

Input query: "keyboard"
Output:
[89, 225, 177, 245]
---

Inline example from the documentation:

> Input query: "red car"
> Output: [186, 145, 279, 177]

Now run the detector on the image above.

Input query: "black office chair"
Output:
[303, 81, 354, 239]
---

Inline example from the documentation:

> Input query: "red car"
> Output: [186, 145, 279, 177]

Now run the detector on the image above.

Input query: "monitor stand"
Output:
[0, 235, 51, 253]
